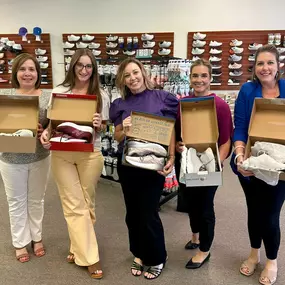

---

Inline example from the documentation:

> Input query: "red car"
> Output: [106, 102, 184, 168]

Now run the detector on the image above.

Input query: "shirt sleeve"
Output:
[109, 98, 123, 127]
[162, 92, 179, 119]
[233, 86, 249, 143]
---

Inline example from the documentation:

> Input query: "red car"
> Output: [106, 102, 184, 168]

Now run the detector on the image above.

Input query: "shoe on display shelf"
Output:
[228, 78, 240, 85]
[192, 48, 204, 55]
[212, 64, 222, 69]
[193, 32, 206, 40]
[63, 42, 75, 49]
[65, 57, 72, 64]
[209, 40, 222, 47]
[268, 33, 274, 44]
[64, 49, 75, 56]
[209, 48, 222, 54]
[191, 56, 200, 61]
[248, 66, 253, 72]
[210, 78, 222, 85]
[0, 37, 9, 43]
[142, 41, 155, 48]
[41, 69, 48, 77]
[123, 50, 136, 56]
[76, 42, 88, 49]
[229, 70, 243, 76]
[277, 47, 285, 54]
[192, 40, 206, 47]
[248, 54, 255, 61]
[0, 77, 8, 83]
[133, 37, 139, 49]
[118, 37, 124, 49]
[279, 55, 285, 61]
[230, 39, 243, 46]
[67, 35, 80, 42]
[88, 42, 100, 49]
[92, 50, 101, 56]
[36, 56, 48, 62]
[106, 35, 118, 42]
[158, 48, 171, 56]
[274, 33, 281, 45]
[212, 71, 222, 77]
[40, 62, 48, 69]
[228, 54, 242, 62]
[229, 63, 242, 69]
[159, 41, 171, 48]
[106, 50, 119, 56]
[209, 56, 221, 62]
[141, 33, 154, 41]
[106, 42, 118, 49]
[41, 78, 49, 85]
[0, 53, 3, 59]
[248, 43, 263, 50]
[231, 47, 244, 54]
[82, 34, 94, 41]
[35, 48, 46, 55]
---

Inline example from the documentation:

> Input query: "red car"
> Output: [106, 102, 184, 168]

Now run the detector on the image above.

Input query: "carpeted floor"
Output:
[0, 161, 284, 285]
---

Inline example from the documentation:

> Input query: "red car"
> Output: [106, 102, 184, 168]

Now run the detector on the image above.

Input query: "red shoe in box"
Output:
[50, 132, 87, 143]
[56, 122, 94, 142]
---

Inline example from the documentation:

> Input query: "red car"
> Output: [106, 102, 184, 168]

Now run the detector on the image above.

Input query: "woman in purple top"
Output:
[109, 58, 178, 280]
[176, 59, 233, 269]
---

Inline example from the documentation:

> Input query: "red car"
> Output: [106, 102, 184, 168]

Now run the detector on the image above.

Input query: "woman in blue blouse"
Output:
[231, 44, 285, 285]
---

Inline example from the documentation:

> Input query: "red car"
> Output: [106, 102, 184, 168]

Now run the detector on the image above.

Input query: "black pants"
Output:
[239, 176, 285, 260]
[183, 183, 218, 252]
[117, 155, 167, 266]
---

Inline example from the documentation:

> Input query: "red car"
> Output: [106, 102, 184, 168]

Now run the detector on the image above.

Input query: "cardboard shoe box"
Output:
[180, 96, 222, 187]
[0, 94, 39, 153]
[122, 111, 175, 169]
[47, 93, 97, 152]
[245, 98, 285, 181]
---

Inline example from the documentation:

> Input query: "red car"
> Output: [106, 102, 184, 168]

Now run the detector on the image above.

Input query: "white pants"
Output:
[0, 156, 50, 248]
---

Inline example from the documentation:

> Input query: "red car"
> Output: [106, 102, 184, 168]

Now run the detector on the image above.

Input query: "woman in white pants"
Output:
[0, 53, 50, 262]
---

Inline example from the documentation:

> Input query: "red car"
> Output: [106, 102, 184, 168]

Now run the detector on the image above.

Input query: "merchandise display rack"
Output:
[187, 30, 285, 90]
[0, 33, 53, 89]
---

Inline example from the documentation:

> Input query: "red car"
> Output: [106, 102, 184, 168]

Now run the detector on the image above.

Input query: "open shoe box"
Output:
[122, 111, 175, 170]
[180, 96, 222, 187]
[47, 93, 97, 152]
[245, 98, 285, 181]
[0, 94, 39, 153]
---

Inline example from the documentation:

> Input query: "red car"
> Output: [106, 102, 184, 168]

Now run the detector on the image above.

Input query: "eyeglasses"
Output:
[76, 62, 93, 71]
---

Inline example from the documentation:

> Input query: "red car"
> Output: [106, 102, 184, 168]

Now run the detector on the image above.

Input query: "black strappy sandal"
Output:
[144, 263, 165, 280]
[131, 260, 143, 276]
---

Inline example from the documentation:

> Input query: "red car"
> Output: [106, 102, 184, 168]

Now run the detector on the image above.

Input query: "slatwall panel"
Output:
[187, 30, 285, 90]
[0, 33, 53, 89]
[62, 32, 174, 71]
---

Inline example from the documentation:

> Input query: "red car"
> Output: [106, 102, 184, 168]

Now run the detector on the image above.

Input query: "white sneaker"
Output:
[209, 41, 222, 47]
[127, 140, 167, 157]
[209, 48, 222, 54]
[106, 42, 118, 48]
[123, 50, 135, 56]
[230, 39, 243, 46]
[229, 70, 243, 76]
[143, 41, 155, 48]
[0, 37, 9, 43]
[92, 50, 101, 56]
[88, 42, 100, 49]
[35, 48, 46, 55]
[40, 62, 48, 69]
[186, 148, 203, 173]
[36, 56, 48, 62]
[159, 41, 171, 48]
[251, 142, 285, 163]
[67, 35, 80, 42]
[65, 57, 72, 64]
[106, 50, 119, 56]
[192, 40, 206, 47]
[158, 48, 171, 56]
[191, 56, 201, 61]
[76, 42, 88, 48]
[63, 42, 75, 49]
[228, 63, 242, 69]
[192, 48, 204, 55]
[179, 146, 188, 184]
[209, 56, 222, 62]
[231, 47, 244, 54]
[229, 54, 242, 62]
[279, 55, 285, 61]
[0, 53, 3, 59]
[106, 35, 118, 42]
[125, 155, 165, 171]
[0, 129, 33, 137]
[277, 47, 285, 54]
[64, 49, 75, 56]
[82, 34, 94, 41]
[141, 33, 154, 41]
[248, 43, 263, 50]
[198, 147, 216, 172]
[193, 32, 207, 40]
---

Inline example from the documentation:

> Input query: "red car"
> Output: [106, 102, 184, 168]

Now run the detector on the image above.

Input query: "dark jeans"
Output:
[239, 176, 285, 260]
[183, 183, 218, 252]
[117, 155, 167, 266]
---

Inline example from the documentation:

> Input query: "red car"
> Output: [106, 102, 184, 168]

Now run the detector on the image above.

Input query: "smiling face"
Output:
[124, 62, 146, 94]
[74, 55, 93, 83]
[254, 51, 278, 85]
[190, 65, 211, 96]
[16, 59, 38, 89]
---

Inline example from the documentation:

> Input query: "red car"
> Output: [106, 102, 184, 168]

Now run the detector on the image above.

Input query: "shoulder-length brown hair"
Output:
[11, 53, 41, 89]
[58, 48, 102, 112]
[252, 44, 281, 82]
[116, 58, 154, 100]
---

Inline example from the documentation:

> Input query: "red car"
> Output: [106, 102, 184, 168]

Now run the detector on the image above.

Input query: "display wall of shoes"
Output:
[0, 33, 53, 89]
[62, 32, 174, 72]
[187, 30, 285, 90]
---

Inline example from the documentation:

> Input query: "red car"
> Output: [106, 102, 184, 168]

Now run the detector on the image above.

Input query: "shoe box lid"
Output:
[125, 111, 175, 146]
[246, 98, 285, 180]
[47, 93, 97, 126]
[180, 96, 219, 151]
[0, 94, 38, 153]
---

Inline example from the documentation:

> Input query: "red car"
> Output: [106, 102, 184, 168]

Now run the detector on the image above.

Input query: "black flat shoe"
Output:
[185, 240, 200, 250]
[185, 253, 211, 269]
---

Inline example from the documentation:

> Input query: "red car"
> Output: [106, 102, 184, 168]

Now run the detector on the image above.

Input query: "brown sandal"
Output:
[66, 253, 75, 263]
[87, 261, 103, 279]
[259, 268, 277, 285]
[15, 247, 30, 263]
[240, 259, 259, 276]
[31, 240, 45, 257]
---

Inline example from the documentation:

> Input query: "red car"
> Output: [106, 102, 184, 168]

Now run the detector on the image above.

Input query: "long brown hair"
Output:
[116, 58, 153, 99]
[58, 48, 102, 112]
[11, 53, 41, 89]
[252, 44, 280, 82]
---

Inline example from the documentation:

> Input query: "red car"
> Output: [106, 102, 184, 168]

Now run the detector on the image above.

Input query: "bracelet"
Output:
[234, 153, 244, 165]
[234, 145, 245, 152]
